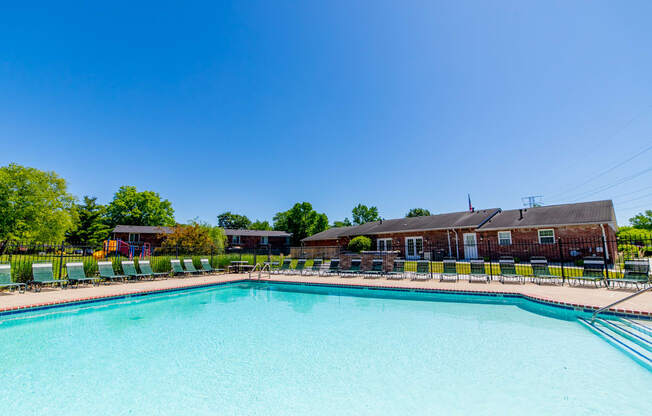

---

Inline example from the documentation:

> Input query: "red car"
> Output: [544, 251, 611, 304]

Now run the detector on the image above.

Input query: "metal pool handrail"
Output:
[591, 285, 652, 322]
[248, 263, 271, 280]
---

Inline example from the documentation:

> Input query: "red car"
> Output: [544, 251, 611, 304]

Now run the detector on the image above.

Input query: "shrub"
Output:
[348, 236, 372, 253]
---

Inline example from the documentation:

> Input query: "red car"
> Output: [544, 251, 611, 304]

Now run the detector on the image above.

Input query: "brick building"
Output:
[224, 229, 291, 252]
[302, 200, 618, 261]
[112, 225, 174, 246]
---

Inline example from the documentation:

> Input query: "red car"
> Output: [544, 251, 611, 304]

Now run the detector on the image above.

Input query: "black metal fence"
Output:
[290, 235, 651, 280]
[0, 242, 285, 283]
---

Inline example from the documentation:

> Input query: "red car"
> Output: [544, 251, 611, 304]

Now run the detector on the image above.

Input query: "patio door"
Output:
[405, 237, 423, 260]
[463, 233, 478, 259]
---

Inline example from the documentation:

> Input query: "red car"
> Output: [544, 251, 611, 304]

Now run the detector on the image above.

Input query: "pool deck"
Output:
[1, 273, 651, 317]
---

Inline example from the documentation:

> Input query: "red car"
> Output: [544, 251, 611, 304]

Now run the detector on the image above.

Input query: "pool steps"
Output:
[578, 317, 652, 371]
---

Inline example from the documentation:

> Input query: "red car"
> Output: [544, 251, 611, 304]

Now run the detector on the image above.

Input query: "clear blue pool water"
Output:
[0, 282, 649, 415]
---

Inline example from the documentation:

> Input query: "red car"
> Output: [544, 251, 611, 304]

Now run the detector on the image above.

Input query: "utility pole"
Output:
[521, 195, 543, 208]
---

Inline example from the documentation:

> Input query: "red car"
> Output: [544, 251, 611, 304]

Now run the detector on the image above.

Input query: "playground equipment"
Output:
[92, 239, 151, 260]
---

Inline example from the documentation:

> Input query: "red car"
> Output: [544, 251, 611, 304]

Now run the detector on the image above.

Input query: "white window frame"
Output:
[405, 236, 423, 259]
[377, 238, 392, 251]
[497, 231, 512, 246]
[538, 229, 555, 244]
[232, 235, 241, 244]
[260, 236, 269, 245]
[128, 233, 140, 242]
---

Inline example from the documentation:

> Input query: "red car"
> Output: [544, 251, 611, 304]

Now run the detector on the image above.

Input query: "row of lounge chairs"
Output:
[0, 258, 224, 293]
[269, 257, 650, 289]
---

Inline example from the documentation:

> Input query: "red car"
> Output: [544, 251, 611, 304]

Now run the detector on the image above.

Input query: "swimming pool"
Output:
[0, 282, 649, 415]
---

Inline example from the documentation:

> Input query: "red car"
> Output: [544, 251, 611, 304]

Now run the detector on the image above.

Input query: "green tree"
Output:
[406, 208, 431, 218]
[351, 204, 379, 225]
[348, 236, 371, 252]
[630, 210, 652, 230]
[66, 196, 111, 246]
[250, 220, 272, 230]
[273, 202, 329, 245]
[332, 218, 352, 228]
[217, 211, 252, 229]
[105, 186, 175, 227]
[0, 163, 75, 242]
[160, 223, 219, 253]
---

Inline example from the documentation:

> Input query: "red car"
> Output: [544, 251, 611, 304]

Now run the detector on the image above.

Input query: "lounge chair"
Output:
[290, 259, 307, 275]
[305, 259, 323, 276]
[323, 259, 340, 276]
[364, 259, 385, 279]
[413, 260, 431, 281]
[183, 259, 203, 275]
[387, 259, 405, 279]
[498, 257, 523, 284]
[139, 260, 169, 279]
[122, 260, 149, 281]
[607, 259, 650, 290]
[98, 261, 126, 284]
[201, 258, 224, 274]
[171, 259, 192, 276]
[530, 257, 562, 285]
[66, 262, 100, 287]
[0, 264, 25, 293]
[340, 258, 362, 278]
[30, 263, 67, 291]
[440, 258, 458, 282]
[568, 256, 605, 287]
[468, 259, 488, 283]
[274, 259, 292, 275]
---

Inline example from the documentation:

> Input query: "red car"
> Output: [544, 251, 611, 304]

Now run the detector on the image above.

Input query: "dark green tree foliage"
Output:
[351, 204, 380, 225]
[630, 210, 652, 230]
[332, 218, 352, 228]
[0, 163, 75, 242]
[249, 220, 272, 230]
[217, 211, 252, 229]
[406, 208, 431, 218]
[273, 202, 329, 245]
[66, 196, 111, 246]
[105, 186, 175, 227]
[348, 236, 371, 252]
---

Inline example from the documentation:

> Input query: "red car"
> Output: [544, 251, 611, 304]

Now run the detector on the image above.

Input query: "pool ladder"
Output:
[248, 263, 271, 280]
[591, 286, 652, 322]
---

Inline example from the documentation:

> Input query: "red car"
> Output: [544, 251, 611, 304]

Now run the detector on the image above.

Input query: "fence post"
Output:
[58, 241, 65, 279]
[176, 243, 179, 259]
[210, 246, 214, 265]
[487, 240, 493, 281]
[558, 237, 565, 284]
[601, 236, 609, 279]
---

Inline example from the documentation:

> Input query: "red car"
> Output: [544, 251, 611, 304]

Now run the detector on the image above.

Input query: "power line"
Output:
[616, 192, 652, 205]
[547, 143, 652, 202]
[566, 166, 652, 202]
[608, 184, 652, 200]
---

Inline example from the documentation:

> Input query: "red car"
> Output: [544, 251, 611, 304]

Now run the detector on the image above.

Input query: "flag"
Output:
[468, 194, 473, 212]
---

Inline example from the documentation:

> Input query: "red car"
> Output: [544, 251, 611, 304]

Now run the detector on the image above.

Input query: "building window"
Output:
[497, 231, 512, 246]
[538, 229, 555, 244]
[232, 235, 241, 245]
[128, 233, 140, 242]
[377, 238, 392, 251]
[260, 236, 269, 245]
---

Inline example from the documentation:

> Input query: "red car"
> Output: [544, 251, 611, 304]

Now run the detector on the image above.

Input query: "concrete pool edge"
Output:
[1, 275, 650, 320]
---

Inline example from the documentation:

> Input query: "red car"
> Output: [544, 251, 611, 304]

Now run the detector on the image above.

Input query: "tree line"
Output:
[4, 163, 649, 249]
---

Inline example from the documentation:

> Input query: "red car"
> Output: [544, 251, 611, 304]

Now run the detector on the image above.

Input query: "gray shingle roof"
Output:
[302, 209, 500, 242]
[477, 200, 616, 231]
[223, 229, 291, 237]
[302, 200, 617, 242]
[113, 225, 174, 234]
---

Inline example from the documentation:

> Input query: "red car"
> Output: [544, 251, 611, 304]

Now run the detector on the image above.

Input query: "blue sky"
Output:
[1, 1, 651, 226]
